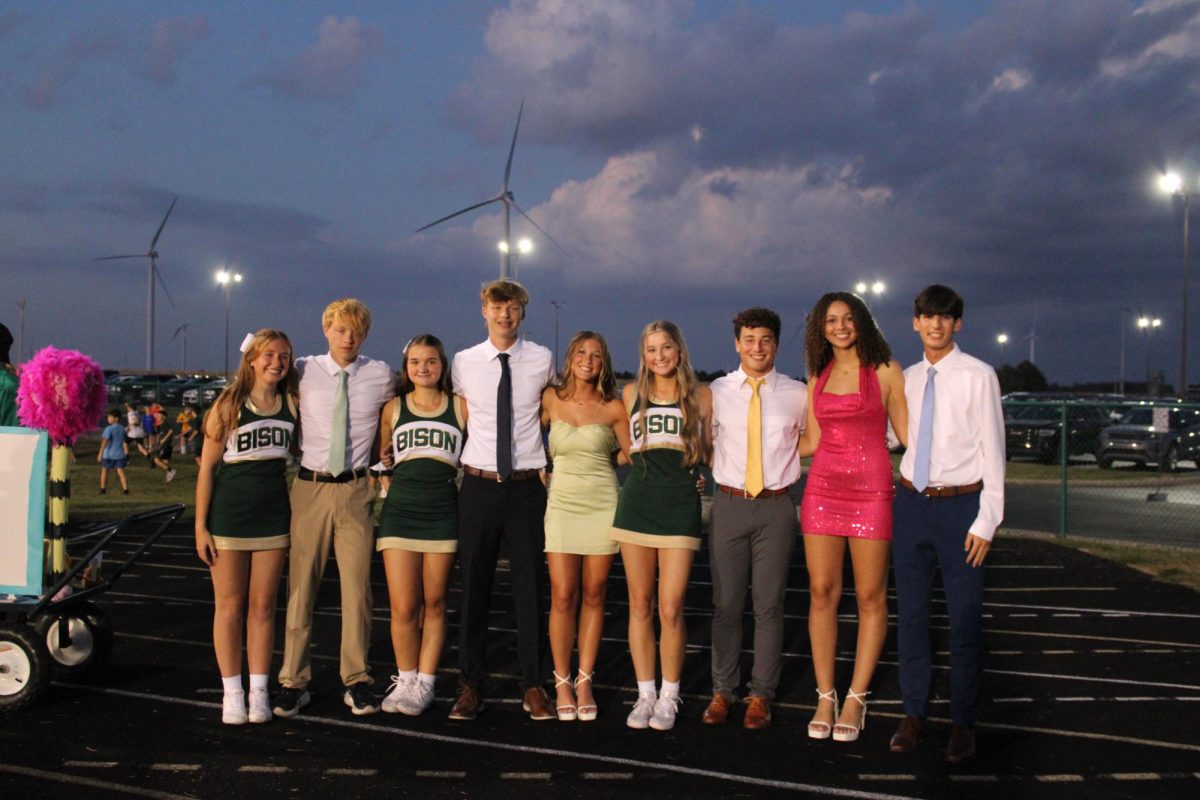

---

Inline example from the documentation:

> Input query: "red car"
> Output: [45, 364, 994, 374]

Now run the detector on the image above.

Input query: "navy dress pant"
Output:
[892, 485, 986, 726]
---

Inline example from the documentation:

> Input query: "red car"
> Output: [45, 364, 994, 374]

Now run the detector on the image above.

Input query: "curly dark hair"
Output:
[732, 307, 781, 340]
[804, 292, 892, 378]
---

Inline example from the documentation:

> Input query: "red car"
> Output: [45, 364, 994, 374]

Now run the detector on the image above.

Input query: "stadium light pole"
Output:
[216, 268, 243, 376]
[1139, 315, 1162, 389]
[550, 299, 566, 368]
[1160, 173, 1190, 398]
[499, 238, 533, 282]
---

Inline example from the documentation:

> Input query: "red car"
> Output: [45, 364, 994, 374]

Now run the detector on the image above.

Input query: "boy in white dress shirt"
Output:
[889, 285, 1005, 763]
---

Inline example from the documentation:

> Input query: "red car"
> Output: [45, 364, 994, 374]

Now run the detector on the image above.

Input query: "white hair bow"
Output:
[239, 333, 256, 353]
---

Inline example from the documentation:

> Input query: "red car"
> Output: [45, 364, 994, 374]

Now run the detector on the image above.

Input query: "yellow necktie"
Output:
[745, 377, 764, 497]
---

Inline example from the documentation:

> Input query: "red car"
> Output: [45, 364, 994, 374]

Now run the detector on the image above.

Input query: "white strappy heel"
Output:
[832, 689, 870, 742]
[807, 688, 839, 740]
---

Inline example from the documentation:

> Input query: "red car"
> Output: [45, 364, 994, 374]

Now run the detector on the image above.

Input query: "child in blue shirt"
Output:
[98, 409, 130, 495]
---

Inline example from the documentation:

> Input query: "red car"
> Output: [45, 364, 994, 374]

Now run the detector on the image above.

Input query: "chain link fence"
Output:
[1001, 399, 1200, 547]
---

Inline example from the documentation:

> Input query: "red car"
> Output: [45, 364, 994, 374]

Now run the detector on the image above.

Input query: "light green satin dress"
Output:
[544, 421, 620, 555]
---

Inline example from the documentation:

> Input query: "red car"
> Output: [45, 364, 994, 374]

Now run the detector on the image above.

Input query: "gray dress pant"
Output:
[709, 491, 798, 699]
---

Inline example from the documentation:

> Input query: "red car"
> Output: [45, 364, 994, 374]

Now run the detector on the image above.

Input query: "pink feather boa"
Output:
[16, 347, 107, 445]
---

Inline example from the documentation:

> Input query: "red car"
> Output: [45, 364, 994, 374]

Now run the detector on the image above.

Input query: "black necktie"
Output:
[496, 352, 513, 480]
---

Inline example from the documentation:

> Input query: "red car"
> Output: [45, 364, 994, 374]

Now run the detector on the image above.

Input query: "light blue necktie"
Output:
[912, 367, 936, 492]
[329, 369, 349, 475]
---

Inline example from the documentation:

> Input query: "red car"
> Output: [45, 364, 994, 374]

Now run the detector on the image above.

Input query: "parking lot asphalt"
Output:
[2, 519, 1199, 800]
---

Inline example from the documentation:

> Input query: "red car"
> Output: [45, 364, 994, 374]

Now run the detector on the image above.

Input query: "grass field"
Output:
[55, 434, 1200, 593]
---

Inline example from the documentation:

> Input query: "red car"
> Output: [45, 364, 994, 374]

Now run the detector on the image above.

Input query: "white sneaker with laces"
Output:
[626, 692, 657, 730]
[381, 674, 413, 714]
[649, 695, 680, 731]
[247, 688, 272, 723]
[222, 691, 247, 725]
[165, 469, 177, 483]
[399, 680, 435, 716]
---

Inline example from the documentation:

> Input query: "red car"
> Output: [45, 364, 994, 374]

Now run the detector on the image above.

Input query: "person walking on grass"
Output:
[98, 409, 130, 495]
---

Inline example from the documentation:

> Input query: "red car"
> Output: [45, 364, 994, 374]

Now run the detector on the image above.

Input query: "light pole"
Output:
[216, 269, 243, 376]
[1139, 314, 1162, 389]
[1160, 173, 1191, 398]
[550, 299, 566, 368]
[1118, 309, 1134, 395]
[996, 332, 1009, 362]
[499, 238, 533, 282]
[17, 299, 25, 364]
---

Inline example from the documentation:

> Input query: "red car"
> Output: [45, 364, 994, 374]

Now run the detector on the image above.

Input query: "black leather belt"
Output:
[462, 465, 539, 482]
[716, 483, 791, 499]
[899, 477, 983, 498]
[297, 466, 369, 483]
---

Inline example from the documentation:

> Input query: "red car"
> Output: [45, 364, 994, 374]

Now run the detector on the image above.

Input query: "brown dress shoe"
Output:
[702, 693, 732, 725]
[944, 724, 976, 763]
[523, 686, 555, 721]
[743, 696, 772, 730]
[449, 683, 483, 720]
[889, 715, 923, 753]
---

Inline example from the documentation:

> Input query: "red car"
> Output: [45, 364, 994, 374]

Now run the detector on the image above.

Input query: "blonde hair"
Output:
[633, 320, 707, 467]
[322, 298, 372, 336]
[480, 280, 529, 317]
[209, 329, 300, 442]
[556, 331, 617, 402]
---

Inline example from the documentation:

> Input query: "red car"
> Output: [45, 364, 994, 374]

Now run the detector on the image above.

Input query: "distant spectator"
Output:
[142, 405, 158, 464]
[178, 406, 199, 454]
[98, 409, 130, 495]
[125, 402, 147, 457]
[151, 409, 177, 482]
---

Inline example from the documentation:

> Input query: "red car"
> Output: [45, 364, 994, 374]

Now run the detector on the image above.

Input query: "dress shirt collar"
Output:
[921, 344, 962, 372]
[315, 352, 363, 377]
[733, 366, 779, 392]
[480, 337, 526, 362]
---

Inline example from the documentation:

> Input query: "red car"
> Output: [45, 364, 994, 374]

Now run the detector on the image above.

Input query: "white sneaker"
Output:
[649, 695, 680, 731]
[247, 688, 272, 723]
[165, 469, 177, 483]
[381, 674, 413, 714]
[626, 692, 657, 730]
[222, 691, 247, 725]
[398, 680, 435, 716]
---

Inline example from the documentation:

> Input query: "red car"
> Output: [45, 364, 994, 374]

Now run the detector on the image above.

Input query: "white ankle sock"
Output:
[637, 679, 657, 697]
[222, 675, 243, 694]
[397, 668, 417, 682]
[660, 680, 680, 699]
[249, 673, 268, 691]
[417, 673, 435, 688]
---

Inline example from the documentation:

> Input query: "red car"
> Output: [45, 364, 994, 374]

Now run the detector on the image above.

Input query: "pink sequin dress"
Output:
[800, 362, 894, 540]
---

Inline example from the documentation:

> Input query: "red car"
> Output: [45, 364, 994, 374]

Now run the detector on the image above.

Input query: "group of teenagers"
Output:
[193, 279, 1004, 764]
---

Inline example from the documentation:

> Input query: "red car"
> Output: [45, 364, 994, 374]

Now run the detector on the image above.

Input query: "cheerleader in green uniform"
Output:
[376, 335, 467, 716]
[611, 320, 712, 731]
[195, 329, 299, 725]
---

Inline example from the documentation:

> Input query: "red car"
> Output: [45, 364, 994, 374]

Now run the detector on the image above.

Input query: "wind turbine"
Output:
[96, 196, 178, 369]
[173, 324, 189, 371]
[415, 101, 565, 279]
[1026, 308, 1039, 364]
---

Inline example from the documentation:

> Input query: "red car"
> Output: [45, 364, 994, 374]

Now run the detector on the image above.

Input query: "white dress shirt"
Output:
[899, 345, 1005, 541]
[453, 337, 555, 471]
[711, 367, 807, 491]
[295, 353, 394, 473]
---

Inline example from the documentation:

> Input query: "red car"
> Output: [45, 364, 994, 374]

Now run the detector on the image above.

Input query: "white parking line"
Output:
[501, 772, 551, 779]
[324, 768, 378, 776]
[0, 764, 196, 799]
[239, 765, 289, 774]
[1035, 774, 1085, 782]
[415, 770, 466, 778]
[149, 764, 201, 772]
[62, 760, 118, 768]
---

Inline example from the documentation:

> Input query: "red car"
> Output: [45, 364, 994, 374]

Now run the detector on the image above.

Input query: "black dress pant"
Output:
[457, 473, 548, 690]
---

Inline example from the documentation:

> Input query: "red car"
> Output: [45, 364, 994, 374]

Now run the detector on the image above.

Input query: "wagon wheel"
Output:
[0, 623, 51, 712]
[34, 601, 114, 677]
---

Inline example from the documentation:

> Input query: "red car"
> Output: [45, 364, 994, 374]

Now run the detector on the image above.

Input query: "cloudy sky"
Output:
[2, 0, 1199, 387]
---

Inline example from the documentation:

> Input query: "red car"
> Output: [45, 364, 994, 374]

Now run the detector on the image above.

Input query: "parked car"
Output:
[1096, 406, 1200, 472]
[158, 375, 212, 406]
[182, 377, 228, 408]
[1004, 403, 1111, 463]
[105, 374, 161, 404]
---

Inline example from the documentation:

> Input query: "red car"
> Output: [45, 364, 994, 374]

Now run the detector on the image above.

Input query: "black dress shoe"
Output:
[944, 724, 976, 763]
[889, 715, 923, 753]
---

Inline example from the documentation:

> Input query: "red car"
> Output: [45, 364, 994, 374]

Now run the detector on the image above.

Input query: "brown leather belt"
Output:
[716, 483, 791, 500]
[463, 465, 540, 483]
[899, 477, 983, 498]
[297, 466, 370, 483]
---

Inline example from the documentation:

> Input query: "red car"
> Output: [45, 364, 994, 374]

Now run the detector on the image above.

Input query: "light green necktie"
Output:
[329, 369, 348, 474]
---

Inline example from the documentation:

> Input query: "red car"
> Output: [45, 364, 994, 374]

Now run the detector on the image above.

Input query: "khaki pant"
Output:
[278, 476, 375, 689]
